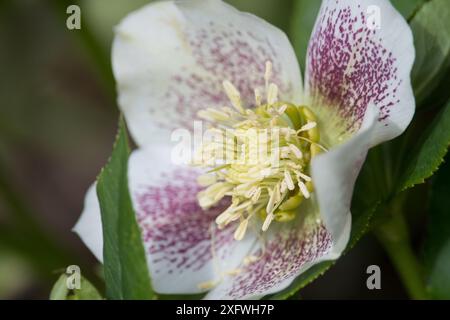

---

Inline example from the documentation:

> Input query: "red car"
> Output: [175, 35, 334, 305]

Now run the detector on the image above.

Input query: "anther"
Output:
[223, 80, 245, 113]
[298, 181, 311, 199]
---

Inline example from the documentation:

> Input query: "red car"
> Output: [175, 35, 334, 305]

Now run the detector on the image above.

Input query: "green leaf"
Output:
[400, 101, 450, 191]
[289, 0, 321, 71]
[424, 155, 450, 299]
[410, 0, 450, 106]
[391, 0, 425, 20]
[96, 117, 155, 300]
[50, 274, 102, 300]
[49, 274, 68, 300]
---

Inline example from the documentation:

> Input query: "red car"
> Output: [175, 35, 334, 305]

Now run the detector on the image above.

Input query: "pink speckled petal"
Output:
[205, 218, 336, 299]
[128, 146, 256, 294]
[305, 0, 415, 146]
[205, 106, 381, 300]
[112, 0, 302, 147]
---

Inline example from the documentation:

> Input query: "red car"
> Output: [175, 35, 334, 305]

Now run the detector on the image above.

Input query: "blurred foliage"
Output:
[0, 0, 449, 299]
[0, 249, 34, 299]
[0, 0, 115, 298]
[82, 0, 151, 47]
[424, 153, 450, 299]
[50, 272, 102, 300]
[391, 0, 425, 19]
[290, 0, 321, 71]
[410, 0, 450, 107]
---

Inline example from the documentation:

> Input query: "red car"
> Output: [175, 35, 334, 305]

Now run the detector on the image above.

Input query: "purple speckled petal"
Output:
[205, 218, 336, 299]
[112, 0, 302, 147]
[128, 147, 256, 294]
[205, 106, 381, 300]
[74, 145, 256, 295]
[305, 0, 415, 146]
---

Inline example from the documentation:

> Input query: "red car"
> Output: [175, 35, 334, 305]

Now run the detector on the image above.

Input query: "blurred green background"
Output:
[0, 0, 439, 299]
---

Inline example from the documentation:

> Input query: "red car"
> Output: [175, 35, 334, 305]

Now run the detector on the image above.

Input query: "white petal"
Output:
[73, 144, 257, 295]
[73, 184, 103, 262]
[205, 214, 334, 299]
[112, 0, 302, 147]
[305, 0, 415, 147]
[128, 146, 256, 294]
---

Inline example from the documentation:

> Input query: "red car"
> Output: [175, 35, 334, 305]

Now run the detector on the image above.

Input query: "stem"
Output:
[375, 203, 428, 300]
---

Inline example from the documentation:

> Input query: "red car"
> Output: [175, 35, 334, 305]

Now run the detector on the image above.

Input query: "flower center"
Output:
[195, 62, 326, 240]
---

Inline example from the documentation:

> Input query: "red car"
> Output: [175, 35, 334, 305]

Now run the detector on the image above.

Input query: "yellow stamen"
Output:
[267, 83, 278, 105]
[243, 255, 259, 265]
[198, 279, 220, 290]
[223, 80, 244, 113]
[298, 121, 317, 132]
[234, 219, 249, 241]
[195, 61, 327, 239]
[274, 210, 296, 222]
[284, 170, 295, 191]
[254, 88, 262, 106]
[264, 61, 272, 90]
[262, 212, 274, 231]
[298, 181, 311, 199]
[197, 174, 217, 187]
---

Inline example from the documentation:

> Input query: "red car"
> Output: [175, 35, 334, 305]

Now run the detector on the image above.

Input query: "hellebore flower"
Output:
[74, 0, 415, 299]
